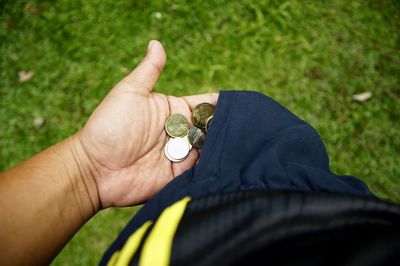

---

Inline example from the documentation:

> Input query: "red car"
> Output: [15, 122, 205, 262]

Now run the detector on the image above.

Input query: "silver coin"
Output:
[205, 115, 213, 133]
[188, 126, 206, 148]
[164, 137, 190, 162]
[183, 134, 193, 150]
[164, 142, 180, 162]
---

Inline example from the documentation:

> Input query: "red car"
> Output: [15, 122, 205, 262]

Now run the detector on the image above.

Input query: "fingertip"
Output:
[172, 148, 199, 176]
[181, 92, 220, 110]
[146, 40, 166, 72]
[147, 40, 156, 51]
[122, 40, 166, 91]
[209, 92, 219, 106]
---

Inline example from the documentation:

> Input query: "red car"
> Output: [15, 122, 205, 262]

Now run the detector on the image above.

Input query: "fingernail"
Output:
[148, 40, 156, 51]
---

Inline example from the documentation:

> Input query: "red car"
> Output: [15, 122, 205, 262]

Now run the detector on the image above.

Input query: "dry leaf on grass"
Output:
[119, 67, 130, 74]
[154, 12, 162, 19]
[352, 92, 373, 102]
[24, 3, 41, 14]
[18, 70, 34, 82]
[33, 117, 45, 128]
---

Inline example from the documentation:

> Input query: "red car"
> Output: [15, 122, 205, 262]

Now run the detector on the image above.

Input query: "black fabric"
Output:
[170, 191, 400, 266]
[101, 91, 374, 265]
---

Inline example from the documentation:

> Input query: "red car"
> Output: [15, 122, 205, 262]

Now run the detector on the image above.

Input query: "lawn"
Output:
[1, 0, 399, 265]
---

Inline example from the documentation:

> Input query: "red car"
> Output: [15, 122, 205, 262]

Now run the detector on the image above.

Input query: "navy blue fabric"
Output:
[100, 90, 372, 265]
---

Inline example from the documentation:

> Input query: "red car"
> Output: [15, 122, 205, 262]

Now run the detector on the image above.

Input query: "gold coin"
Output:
[165, 114, 190, 137]
[192, 103, 215, 129]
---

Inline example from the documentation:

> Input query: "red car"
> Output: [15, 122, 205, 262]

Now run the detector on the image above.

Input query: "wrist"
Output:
[55, 134, 101, 220]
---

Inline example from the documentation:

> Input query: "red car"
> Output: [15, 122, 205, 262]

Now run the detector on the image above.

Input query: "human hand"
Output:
[76, 41, 218, 208]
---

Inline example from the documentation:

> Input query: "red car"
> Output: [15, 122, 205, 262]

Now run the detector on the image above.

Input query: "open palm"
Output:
[77, 41, 218, 208]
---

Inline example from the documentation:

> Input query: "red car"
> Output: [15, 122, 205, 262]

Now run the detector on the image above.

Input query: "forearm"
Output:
[0, 135, 100, 265]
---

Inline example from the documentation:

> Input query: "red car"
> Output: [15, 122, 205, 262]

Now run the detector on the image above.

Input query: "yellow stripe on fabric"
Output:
[107, 251, 120, 266]
[113, 220, 153, 266]
[139, 197, 191, 266]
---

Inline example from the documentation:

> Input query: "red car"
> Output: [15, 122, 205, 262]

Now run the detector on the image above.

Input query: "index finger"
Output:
[181, 93, 219, 111]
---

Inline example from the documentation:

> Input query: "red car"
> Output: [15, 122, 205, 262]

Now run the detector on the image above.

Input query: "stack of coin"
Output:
[164, 103, 215, 162]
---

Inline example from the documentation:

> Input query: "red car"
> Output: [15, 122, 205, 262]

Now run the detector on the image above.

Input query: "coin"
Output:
[165, 114, 190, 137]
[205, 115, 213, 133]
[183, 133, 193, 150]
[164, 137, 190, 162]
[164, 143, 180, 162]
[188, 126, 206, 148]
[192, 103, 215, 129]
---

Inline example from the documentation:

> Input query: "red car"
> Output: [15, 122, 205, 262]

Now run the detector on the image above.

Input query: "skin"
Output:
[0, 40, 218, 265]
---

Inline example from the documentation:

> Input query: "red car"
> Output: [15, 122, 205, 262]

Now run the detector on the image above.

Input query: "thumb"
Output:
[123, 40, 166, 92]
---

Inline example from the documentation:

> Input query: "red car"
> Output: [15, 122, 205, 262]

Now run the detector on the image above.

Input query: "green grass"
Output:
[1, 0, 399, 264]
